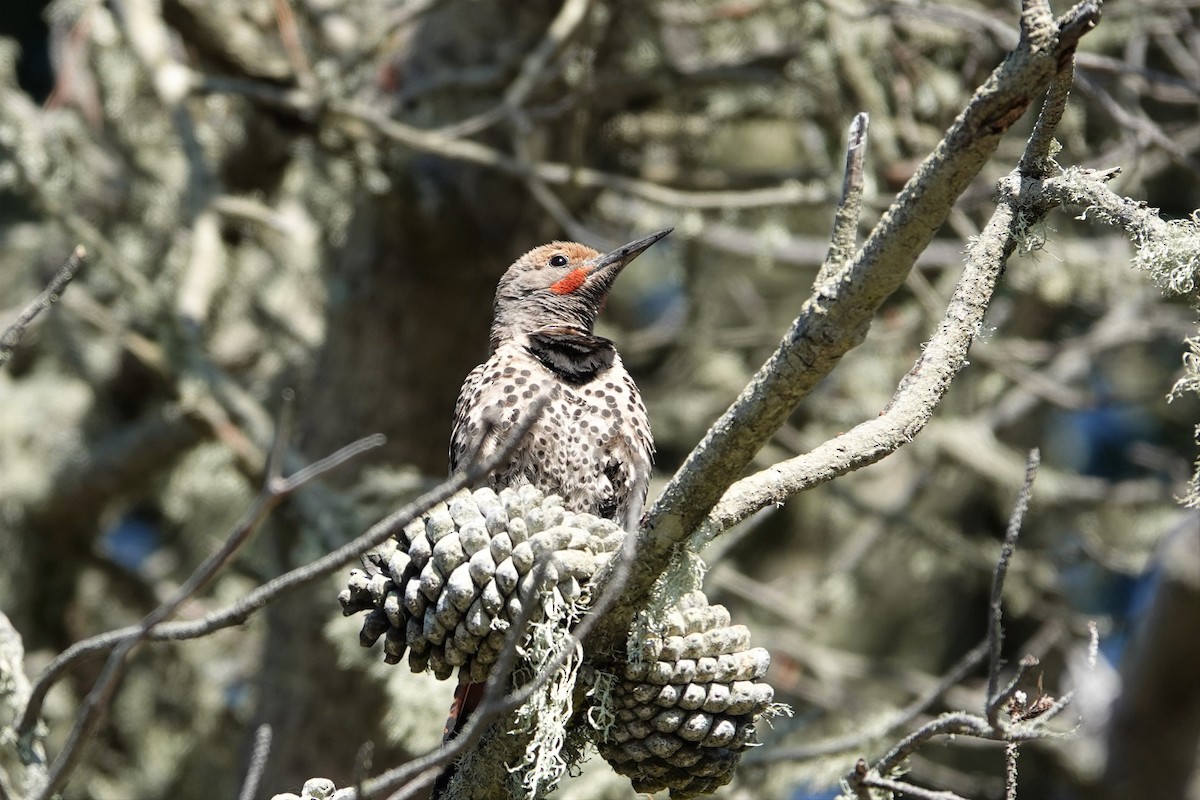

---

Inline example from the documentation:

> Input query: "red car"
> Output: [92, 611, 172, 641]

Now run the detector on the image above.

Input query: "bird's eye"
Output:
[549, 254, 569, 267]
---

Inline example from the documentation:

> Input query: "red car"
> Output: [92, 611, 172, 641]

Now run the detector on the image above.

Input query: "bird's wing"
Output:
[612, 365, 654, 531]
[448, 361, 491, 473]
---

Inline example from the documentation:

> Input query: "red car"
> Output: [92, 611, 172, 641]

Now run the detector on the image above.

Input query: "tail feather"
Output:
[431, 681, 487, 798]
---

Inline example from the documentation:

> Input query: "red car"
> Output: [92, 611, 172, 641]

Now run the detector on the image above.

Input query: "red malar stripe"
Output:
[550, 267, 588, 294]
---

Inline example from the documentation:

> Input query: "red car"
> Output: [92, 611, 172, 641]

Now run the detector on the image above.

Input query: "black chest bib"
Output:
[526, 330, 616, 384]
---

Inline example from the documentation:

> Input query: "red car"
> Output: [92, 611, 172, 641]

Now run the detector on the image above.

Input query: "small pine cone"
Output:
[338, 486, 624, 683]
[597, 592, 773, 799]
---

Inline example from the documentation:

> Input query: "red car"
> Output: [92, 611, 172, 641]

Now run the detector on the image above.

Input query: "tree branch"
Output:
[0, 246, 87, 368]
[816, 111, 869, 284]
[237, 725, 274, 800]
[986, 449, 1041, 710]
[597, 0, 1100, 653]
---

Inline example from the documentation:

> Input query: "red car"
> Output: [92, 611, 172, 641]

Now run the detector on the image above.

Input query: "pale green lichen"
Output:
[585, 670, 618, 740]
[508, 586, 586, 799]
[1129, 213, 1200, 298]
[627, 546, 707, 665]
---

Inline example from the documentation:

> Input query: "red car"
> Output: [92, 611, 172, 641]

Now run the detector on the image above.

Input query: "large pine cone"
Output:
[597, 592, 773, 798]
[339, 485, 624, 682]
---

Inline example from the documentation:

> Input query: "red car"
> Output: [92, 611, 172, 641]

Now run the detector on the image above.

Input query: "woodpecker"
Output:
[435, 228, 670, 795]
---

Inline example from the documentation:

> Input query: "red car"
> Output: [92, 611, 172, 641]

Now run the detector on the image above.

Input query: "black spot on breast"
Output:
[527, 332, 616, 384]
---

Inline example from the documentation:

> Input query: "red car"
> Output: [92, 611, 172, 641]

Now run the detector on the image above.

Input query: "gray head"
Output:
[488, 229, 672, 352]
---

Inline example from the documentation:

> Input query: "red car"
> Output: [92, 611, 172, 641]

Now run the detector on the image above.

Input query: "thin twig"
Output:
[862, 774, 970, 800]
[1004, 740, 1020, 800]
[238, 725, 274, 800]
[1020, 60, 1076, 176]
[988, 655, 1040, 729]
[271, 0, 314, 88]
[986, 449, 1041, 708]
[189, 73, 826, 211]
[816, 112, 870, 284]
[436, 0, 594, 140]
[0, 246, 87, 367]
[280, 434, 388, 491]
[872, 714, 993, 777]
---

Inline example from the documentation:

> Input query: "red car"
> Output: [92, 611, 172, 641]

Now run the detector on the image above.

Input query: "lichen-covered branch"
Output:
[600, 1, 1101, 652]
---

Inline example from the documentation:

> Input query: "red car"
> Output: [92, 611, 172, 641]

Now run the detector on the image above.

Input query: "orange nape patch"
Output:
[550, 267, 589, 294]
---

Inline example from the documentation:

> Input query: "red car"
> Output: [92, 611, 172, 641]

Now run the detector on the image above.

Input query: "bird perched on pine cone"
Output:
[435, 228, 671, 794]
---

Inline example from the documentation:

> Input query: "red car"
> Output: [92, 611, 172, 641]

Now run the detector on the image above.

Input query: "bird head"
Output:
[489, 228, 672, 351]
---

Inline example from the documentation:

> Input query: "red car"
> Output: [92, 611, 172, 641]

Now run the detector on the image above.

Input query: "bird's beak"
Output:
[585, 228, 673, 292]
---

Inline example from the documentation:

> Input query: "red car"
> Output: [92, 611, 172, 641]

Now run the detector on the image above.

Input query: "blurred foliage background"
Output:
[1, 0, 1198, 798]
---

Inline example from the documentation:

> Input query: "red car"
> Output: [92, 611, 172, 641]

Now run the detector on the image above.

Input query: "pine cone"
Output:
[339, 485, 624, 682]
[596, 592, 773, 799]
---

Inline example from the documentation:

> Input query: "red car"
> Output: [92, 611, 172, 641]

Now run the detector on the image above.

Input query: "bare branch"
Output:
[862, 774, 971, 800]
[238, 725, 274, 800]
[986, 449, 1041, 709]
[987, 655, 1040, 729]
[0, 246, 87, 368]
[1004, 741, 1019, 800]
[270, 0, 314, 88]
[816, 111, 870, 284]
[1020, 62, 1076, 177]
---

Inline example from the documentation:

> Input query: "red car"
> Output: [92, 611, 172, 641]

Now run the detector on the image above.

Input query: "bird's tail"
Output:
[431, 681, 486, 798]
